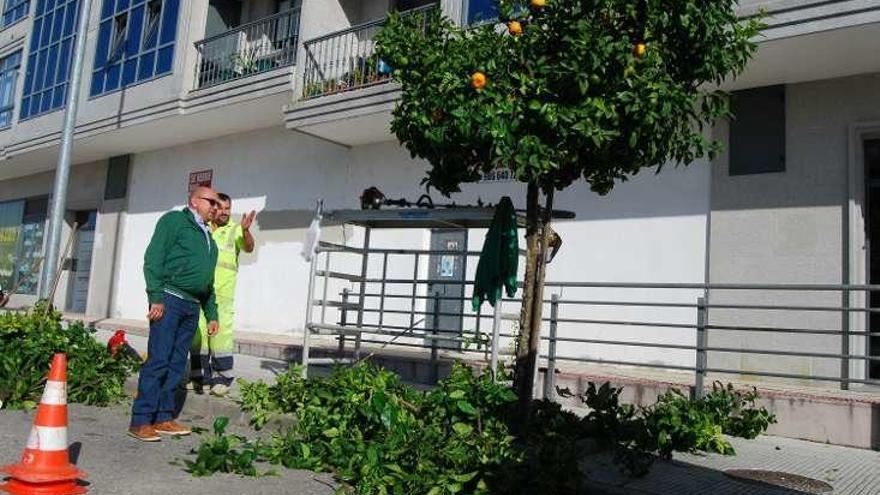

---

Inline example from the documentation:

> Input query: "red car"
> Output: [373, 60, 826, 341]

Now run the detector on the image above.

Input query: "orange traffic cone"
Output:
[0, 354, 87, 495]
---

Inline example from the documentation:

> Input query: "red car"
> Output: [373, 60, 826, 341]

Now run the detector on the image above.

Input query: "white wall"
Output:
[709, 72, 880, 385]
[113, 126, 349, 331]
[113, 131, 711, 373]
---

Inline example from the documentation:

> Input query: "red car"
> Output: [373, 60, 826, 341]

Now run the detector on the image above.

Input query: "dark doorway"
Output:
[66, 211, 97, 314]
[865, 139, 880, 378]
[426, 229, 467, 349]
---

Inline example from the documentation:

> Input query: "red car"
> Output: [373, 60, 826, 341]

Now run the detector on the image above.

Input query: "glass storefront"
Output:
[0, 198, 47, 295]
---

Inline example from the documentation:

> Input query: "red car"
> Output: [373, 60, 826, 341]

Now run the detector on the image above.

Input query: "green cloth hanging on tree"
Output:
[472, 196, 519, 311]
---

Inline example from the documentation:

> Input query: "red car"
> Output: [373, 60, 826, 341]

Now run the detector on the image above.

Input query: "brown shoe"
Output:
[128, 425, 161, 442]
[153, 420, 192, 436]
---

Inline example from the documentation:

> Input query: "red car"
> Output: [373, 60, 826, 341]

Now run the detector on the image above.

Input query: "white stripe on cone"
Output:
[41, 380, 67, 405]
[25, 426, 68, 452]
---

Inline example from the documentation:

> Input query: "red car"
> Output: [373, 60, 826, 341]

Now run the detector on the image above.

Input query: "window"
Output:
[109, 13, 128, 62]
[19, 0, 79, 120]
[2, 0, 29, 28]
[0, 197, 46, 295]
[466, 0, 496, 25]
[16, 197, 47, 295]
[90, 0, 180, 97]
[104, 154, 131, 200]
[0, 51, 21, 127]
[729, 85, 786, 176]
[142, 0, 160, 49]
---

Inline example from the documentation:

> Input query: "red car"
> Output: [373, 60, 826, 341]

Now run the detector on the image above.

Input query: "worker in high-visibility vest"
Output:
[190, 193, 256, 396]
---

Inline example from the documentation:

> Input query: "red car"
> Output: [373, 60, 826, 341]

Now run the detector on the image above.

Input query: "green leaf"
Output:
[452, 471, 478, 483]
[322, 427, 340, 438]
[452, 422, 473, 435]
[456, 401, 478, 416]
[213, 417, 229, 436]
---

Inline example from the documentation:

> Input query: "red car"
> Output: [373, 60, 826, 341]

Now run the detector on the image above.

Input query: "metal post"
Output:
[490, 299, 502, 382]
[410, 253, 420, 328]
[430, 291, 440, 384]
[301, 252, 319, 378]
[475, 303, 484, 359]
[39, 0, 94, 300]
[338, 288, 349, 354]
[841, 287, 851, 390]
[378, 253, 388, 328]
[320, 251, 331, 324]
[694, 296, 708, 399]
[544, 295, 559, 400]
[354, 227, 371, 361]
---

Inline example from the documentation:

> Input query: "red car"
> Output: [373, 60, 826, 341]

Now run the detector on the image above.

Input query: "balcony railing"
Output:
[194, 8, 302, 89]
[301, 4, 434, 99]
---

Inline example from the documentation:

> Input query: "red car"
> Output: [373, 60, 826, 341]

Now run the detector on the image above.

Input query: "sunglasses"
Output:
[200, 196, 220, 207]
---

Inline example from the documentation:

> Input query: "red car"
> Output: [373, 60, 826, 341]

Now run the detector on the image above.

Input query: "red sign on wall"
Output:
[188, 169, 213, 192]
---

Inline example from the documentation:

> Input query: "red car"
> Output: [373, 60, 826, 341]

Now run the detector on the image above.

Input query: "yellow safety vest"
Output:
[211, 222, 243, 296]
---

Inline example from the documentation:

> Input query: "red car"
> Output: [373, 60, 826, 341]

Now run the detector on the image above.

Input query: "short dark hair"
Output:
[217, 193, 231, 204]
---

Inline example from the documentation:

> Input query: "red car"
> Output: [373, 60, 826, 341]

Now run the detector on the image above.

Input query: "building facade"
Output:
[0, 0, 878, 385]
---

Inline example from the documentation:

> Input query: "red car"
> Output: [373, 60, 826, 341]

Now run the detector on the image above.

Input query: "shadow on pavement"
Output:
[582, 454, 822, 495]
[68, 442, 82, 465]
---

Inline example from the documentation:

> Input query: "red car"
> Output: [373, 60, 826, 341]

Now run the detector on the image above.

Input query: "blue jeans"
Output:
[130, 293, 199, 427]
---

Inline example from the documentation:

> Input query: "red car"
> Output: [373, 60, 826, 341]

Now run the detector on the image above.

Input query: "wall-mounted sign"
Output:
[480, 167, 515, 183]
[439, 240, 459, 278]
[188, 169, 213, 192]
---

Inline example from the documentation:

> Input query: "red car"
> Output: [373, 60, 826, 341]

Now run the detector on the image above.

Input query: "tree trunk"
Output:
[514, 184, 553, 417]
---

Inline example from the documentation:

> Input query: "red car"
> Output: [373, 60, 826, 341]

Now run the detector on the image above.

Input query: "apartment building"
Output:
[0, 0, 878, 386]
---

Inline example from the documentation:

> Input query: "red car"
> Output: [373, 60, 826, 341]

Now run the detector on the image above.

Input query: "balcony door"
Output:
[206, 0, 242, 38]
[276, 0, 300, 12]
[866, 139, 880, 378]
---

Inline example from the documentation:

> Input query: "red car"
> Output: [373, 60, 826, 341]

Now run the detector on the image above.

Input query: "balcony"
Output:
[300, 4, 433, 99]
[285, 4, 434, 145]
[194, 7, 302, 89]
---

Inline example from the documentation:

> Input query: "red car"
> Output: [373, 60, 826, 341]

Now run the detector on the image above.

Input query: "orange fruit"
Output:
[471, 72, 487, 89]
[531, 0, 546, 7]
[634, 42, 647, 58]
[508, 21, 523, 35]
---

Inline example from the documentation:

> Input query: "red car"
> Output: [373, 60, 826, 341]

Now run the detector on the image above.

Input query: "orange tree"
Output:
[376, 0, 761, 406]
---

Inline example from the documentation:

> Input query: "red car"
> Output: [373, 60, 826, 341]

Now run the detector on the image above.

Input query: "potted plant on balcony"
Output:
[302, 81, 324, 98]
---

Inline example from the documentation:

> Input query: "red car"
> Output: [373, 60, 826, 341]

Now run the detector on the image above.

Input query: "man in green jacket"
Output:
[129, 186, 221, 442]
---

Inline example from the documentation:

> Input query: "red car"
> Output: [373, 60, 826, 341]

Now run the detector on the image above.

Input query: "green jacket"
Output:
[144, 208, 219, 321]
[472, 196, 519, 311]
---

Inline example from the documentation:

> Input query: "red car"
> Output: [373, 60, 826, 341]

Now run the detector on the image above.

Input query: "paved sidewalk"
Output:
[583, 435, 880, 495]
[1, 329, 866, 494]
[0, 403, 336, 495]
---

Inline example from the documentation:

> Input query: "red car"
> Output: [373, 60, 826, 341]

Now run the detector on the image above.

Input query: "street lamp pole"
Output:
[39, 0, 94, 300]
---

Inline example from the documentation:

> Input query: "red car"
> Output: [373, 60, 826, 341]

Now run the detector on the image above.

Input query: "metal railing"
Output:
[300, 4, 434, 99]
[536, 282, 880, 399]
[194, 8, 302, 89]
[303, 242, 880, 396]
